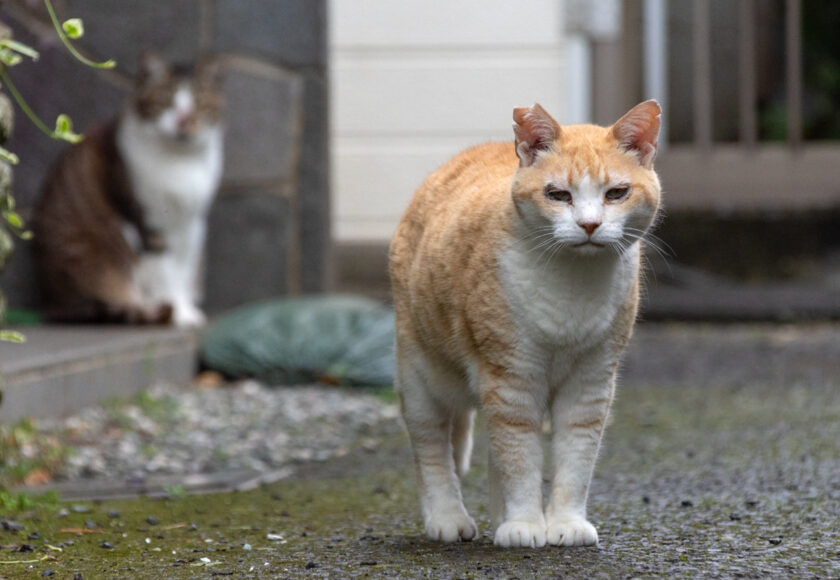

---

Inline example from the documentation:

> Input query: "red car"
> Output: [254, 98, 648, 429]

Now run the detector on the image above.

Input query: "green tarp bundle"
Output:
[200, 295, 395, 387]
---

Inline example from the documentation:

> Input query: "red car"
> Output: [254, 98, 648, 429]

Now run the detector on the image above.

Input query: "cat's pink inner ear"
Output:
[612, 100, 661, 169]
[513, 103, 561, 167]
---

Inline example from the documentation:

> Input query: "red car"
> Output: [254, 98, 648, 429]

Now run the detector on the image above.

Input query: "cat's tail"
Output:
[452, 408, 476, 478]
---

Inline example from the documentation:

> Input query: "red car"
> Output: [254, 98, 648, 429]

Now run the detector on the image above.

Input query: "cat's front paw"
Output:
[546, 516, 598, 547]
[424, 512, 477, 543]
[494, 519, 547, 548]
[172, 304, 206, 328]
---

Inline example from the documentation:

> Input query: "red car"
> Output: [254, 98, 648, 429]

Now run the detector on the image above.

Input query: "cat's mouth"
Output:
[573, 241, 605, 249]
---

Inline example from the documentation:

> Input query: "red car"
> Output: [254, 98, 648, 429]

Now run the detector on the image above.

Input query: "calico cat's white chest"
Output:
[117, 115, 223, 228]
[498, 243, 637, 354]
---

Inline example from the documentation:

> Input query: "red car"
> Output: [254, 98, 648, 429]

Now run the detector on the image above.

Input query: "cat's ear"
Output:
[513, 103, 561, 167]
[138, 50, 170, 86]
[612, 100, 661, 169]
[196, 56, 224, 87]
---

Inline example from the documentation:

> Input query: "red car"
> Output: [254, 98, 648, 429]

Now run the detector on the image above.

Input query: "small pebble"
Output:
[681, 500, 693, 508]
[146, 516, 159, 526]
[266, 533, 284, 541]
[107, 510, 120, 518]
[55, 509, 69, 519]
[729, 512, 742, 521]
[28, 533, 40, 540]
[768, 537, 782, 545]
[35, 384, 398, 484]
[2, 520, 24, 532]
[360, 561, 378, 566]
[242, 543, 252, 551]
[306, 562, 317, 569]
[41, 570, 54, 577]
[70, 505, 90, 513]
[18, 544, 34, 553]
[100, 541, 113, 549]
[84, 521, 97, 529]
[73, 574, 84, 580]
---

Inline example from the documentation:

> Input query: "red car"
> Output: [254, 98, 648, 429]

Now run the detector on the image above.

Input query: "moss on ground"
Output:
[1, 373, 839, 577]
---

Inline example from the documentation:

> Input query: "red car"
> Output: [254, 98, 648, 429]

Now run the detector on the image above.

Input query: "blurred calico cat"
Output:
[32, 51, 224, 327]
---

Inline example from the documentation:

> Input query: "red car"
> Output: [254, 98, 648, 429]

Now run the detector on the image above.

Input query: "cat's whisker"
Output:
[624, 227, 675, 258]
[622, 230, 668, 260]
[512, 228, 559, 252]
[621, 232, 672, 279]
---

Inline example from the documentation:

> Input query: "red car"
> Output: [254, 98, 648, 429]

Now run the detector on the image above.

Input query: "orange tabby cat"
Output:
[390, 100, 661, 547]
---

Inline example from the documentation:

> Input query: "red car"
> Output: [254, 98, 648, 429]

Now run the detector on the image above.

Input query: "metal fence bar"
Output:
[786, 0, 802, 148]
[739, 0, 757, 147]
[692, 0, 712, 150]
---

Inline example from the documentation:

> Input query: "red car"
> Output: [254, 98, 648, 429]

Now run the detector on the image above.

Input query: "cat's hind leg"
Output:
[397, 352, 477, 543]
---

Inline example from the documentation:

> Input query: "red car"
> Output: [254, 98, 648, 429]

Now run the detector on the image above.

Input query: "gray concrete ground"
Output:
[0, 322, 838, 578]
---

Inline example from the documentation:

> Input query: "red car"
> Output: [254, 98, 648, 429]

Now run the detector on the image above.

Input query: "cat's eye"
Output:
[605, 186, 630, 202]
[545, 188, 572, 203]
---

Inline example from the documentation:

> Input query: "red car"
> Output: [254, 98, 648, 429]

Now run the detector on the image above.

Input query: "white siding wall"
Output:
[330, 0, 571, 242]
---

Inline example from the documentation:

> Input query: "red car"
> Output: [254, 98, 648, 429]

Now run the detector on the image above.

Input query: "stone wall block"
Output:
[66, 0, 204, 76]
[214, 0, 326, 68]
[220, 65, 303, 185]
[204, 192, 292, 313]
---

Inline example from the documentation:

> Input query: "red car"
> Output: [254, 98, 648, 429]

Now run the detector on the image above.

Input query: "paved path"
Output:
[1, 323, 838, 577]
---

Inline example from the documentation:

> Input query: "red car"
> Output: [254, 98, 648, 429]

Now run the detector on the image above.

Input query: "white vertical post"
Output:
[643, 0, 667, 148]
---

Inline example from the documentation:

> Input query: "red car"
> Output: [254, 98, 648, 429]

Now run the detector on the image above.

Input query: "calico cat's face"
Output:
[133, 52, 223, 145]
[510, 101, 661, 255]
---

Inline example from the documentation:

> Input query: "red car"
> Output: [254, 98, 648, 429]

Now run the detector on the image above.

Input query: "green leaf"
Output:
[0, 49, 23, 67]
[44, 0, 115, 69]
[3, 211, 22, 229]
[53, 114, 83, 144]
[0, 147, 19, 165]
[0, 330, 25, 343]
[61, 18, 84, 40]
[18, 230, 33, 240]
[0, 39, 40, 61]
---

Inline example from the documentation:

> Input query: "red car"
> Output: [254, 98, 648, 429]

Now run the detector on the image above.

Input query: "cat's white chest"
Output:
[498, 243, 637, 355]
[117, 116, 222, 229]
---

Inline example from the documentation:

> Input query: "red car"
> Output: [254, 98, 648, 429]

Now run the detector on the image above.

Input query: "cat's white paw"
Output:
[546, 516, 598, 547]
[494, 519, 547, 548]
[424, 512, 477, 543]
[172, 304, 206, 328]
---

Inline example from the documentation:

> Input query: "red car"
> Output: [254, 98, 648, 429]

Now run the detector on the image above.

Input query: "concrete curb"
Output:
[0, 326, 197, 422]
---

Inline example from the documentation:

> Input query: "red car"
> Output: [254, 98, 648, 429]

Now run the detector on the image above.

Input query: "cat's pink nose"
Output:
[579, 221, 601, 236]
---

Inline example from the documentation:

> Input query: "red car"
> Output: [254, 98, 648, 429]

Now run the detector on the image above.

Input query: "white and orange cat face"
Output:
[511, 101, 661, 254]
[133, 51, 223, 145]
